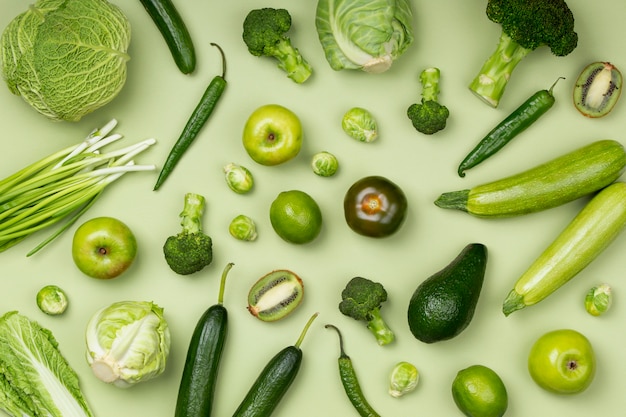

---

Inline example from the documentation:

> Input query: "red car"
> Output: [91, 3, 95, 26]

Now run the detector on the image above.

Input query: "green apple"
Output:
[528, 329, 596, 395]
[242, 104, 302, 166]
[72, 217, 137, 279]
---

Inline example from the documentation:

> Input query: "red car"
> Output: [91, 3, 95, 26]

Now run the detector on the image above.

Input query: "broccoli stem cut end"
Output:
[179, 192, 206, 234]
[366, 308, 394, 346]
[272, 39, 312, 83]
[469, 31, 532, 107]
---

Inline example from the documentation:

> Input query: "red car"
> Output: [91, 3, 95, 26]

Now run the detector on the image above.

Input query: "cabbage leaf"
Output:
[0, 0, 131, 121]
[315, 0, 414, 73]
[0, 311, 94, 417]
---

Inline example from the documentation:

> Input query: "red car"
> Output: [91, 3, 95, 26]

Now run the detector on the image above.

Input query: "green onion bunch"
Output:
[0, 119, 156, 256]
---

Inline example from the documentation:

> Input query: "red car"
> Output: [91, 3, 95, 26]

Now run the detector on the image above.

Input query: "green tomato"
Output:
[528, 329, 596, 395]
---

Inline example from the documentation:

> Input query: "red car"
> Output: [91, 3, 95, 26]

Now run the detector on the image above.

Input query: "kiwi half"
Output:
[247, 269, 304, 321]
[573, 61, 622, 118]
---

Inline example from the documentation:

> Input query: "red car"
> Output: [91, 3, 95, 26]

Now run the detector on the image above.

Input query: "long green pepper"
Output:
[458, 77, 564, 177]
[325, 324, 380, 417]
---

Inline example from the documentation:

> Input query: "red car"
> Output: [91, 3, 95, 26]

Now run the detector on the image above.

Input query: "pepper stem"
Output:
[294, 312, 318, 349]
[217, 262, 234, 305]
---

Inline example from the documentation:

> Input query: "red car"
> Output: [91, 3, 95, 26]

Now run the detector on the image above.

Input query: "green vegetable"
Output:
[229, 215, 258, 241]
[154, 43, 227, 190]
[315, 0, 414, 73]
[36, 285, 68, 316]
[503, 182, 626, 316]
[242, 8, 312, 83]
[163, 192, 213, 275]
[435, 140, 626, 217]
[408, 243, 488, 343]
[0, 311, 94, 416]
[175, 263, 233, 417]
[407, 67, 450, 135]
[85, 300, 171, 388]
[0, 119, 155, 256]
[458, 78, 563, 177]
[1, 0, 131, 121]
[341, 107, 379, 143]
[339, 276, 394, 346]
[138, 0, 196, 74]
[232, 312, 318, 417]
[389, 361, 419, 398]
[224, 163, 254, 194]
[585, 284, 613, 316]
[469, 0, 578, 107]
[311, 151, 339, 177]
[325, 324, 381, 417]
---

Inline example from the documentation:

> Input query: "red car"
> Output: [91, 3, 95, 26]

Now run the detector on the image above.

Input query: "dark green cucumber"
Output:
[139, 0, 196, 74]
[436, 140, 626, 217]
[175, 263, 233, 417]
[232, 313, 318, 417]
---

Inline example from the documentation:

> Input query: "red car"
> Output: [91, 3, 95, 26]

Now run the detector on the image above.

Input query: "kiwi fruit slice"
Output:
[573, 61, 622, 118]
[247, 269, 304, 321]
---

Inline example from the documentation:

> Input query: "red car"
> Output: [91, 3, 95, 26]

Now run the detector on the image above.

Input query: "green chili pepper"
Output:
[325, 324, 381, 417]
[154, 43, 227, 190]
[457, 77, 564, 177]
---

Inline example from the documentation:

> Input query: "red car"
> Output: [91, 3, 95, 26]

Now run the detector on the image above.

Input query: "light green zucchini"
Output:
[502, 182, 626, 315]
[435, 140, 626, 217]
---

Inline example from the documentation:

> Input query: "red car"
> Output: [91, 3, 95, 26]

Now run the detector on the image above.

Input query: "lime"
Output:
[451, 365, 508, 417]
[269, 190, 322, 244]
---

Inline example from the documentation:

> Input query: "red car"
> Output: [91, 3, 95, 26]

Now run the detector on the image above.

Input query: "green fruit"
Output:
[269, 190, 322, 244]
[452, 365, 508, 417]
[407, 243, 487, 343]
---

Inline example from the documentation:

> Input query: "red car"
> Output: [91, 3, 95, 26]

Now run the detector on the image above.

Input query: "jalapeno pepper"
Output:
[457, 77, 564, 177]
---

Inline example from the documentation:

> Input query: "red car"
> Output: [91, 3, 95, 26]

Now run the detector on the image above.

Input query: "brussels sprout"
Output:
[585, 284, 612, 316]
[389, 361, 419, 397]
[311, 151, 339, 177]
[229, 215, 258, 241]
[85, 301, 171, 388]
[224, 163, 254, 194]
[342, 107, 379, 143]
[36, 285, 68, 315]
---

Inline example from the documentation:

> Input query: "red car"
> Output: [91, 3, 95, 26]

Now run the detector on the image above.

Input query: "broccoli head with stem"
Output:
[469, 0, 578, 107]
[163, 192, 213, 275]
[407, 67, 450, 135]
[339, 276, 394, 346]
[242, 8, 312, 84]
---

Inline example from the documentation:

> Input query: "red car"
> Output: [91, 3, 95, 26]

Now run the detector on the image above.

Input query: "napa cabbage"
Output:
[0, 311, 94, 417]
[0, 0, 131, 122]
[315, 0, 414, 73]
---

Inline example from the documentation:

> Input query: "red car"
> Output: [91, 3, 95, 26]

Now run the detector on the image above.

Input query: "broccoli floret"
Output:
[339, 276, 394, 346]
[163, 193, 213, 275]
[470, 0, 578, 107]
[407, 67, 450, 135]
[242, 8, 312, 83]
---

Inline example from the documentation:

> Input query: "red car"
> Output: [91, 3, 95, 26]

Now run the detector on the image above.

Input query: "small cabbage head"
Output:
[1, 0, 131, 121]
[85, 301, 171, 388]
[315, 0, 414, 73]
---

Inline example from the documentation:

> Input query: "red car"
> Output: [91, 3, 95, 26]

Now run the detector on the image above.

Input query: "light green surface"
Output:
[0, 1, 624, 416]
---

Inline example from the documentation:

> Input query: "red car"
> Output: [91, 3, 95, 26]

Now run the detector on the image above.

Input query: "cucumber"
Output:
[503, 182, 626, 315]
[232, 313, 318, 417]
[138, 0, 196, 74]
[175, 263, 233, 417]
[435, 140, 626, 217]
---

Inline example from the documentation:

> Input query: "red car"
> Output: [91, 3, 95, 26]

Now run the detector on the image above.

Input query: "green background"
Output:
[0, 0, 624, 416]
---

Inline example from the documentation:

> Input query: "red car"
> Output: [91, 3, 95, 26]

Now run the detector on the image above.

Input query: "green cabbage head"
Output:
[1, 0, 131, 122]
[315, 0, 414, 73]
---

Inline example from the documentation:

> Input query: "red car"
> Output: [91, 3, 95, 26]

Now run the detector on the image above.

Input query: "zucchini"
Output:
[503, 182, 626, 315]
[139, 0, 196, 74]
[232, 313, 318, 417]
[435, 140, 626, 217]
[175, 263, 233, 417]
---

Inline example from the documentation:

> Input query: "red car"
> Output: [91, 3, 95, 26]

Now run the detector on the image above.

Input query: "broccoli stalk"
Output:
[407, 67, 450, 135]
[163, 192, 213, 275]
[242, 8, 312, 83]
[469, 0, 578, 107]
[338, 276, 394, 346]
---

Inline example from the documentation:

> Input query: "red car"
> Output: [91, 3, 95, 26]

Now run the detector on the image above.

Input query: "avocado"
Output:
[407, 243, 487, 343]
